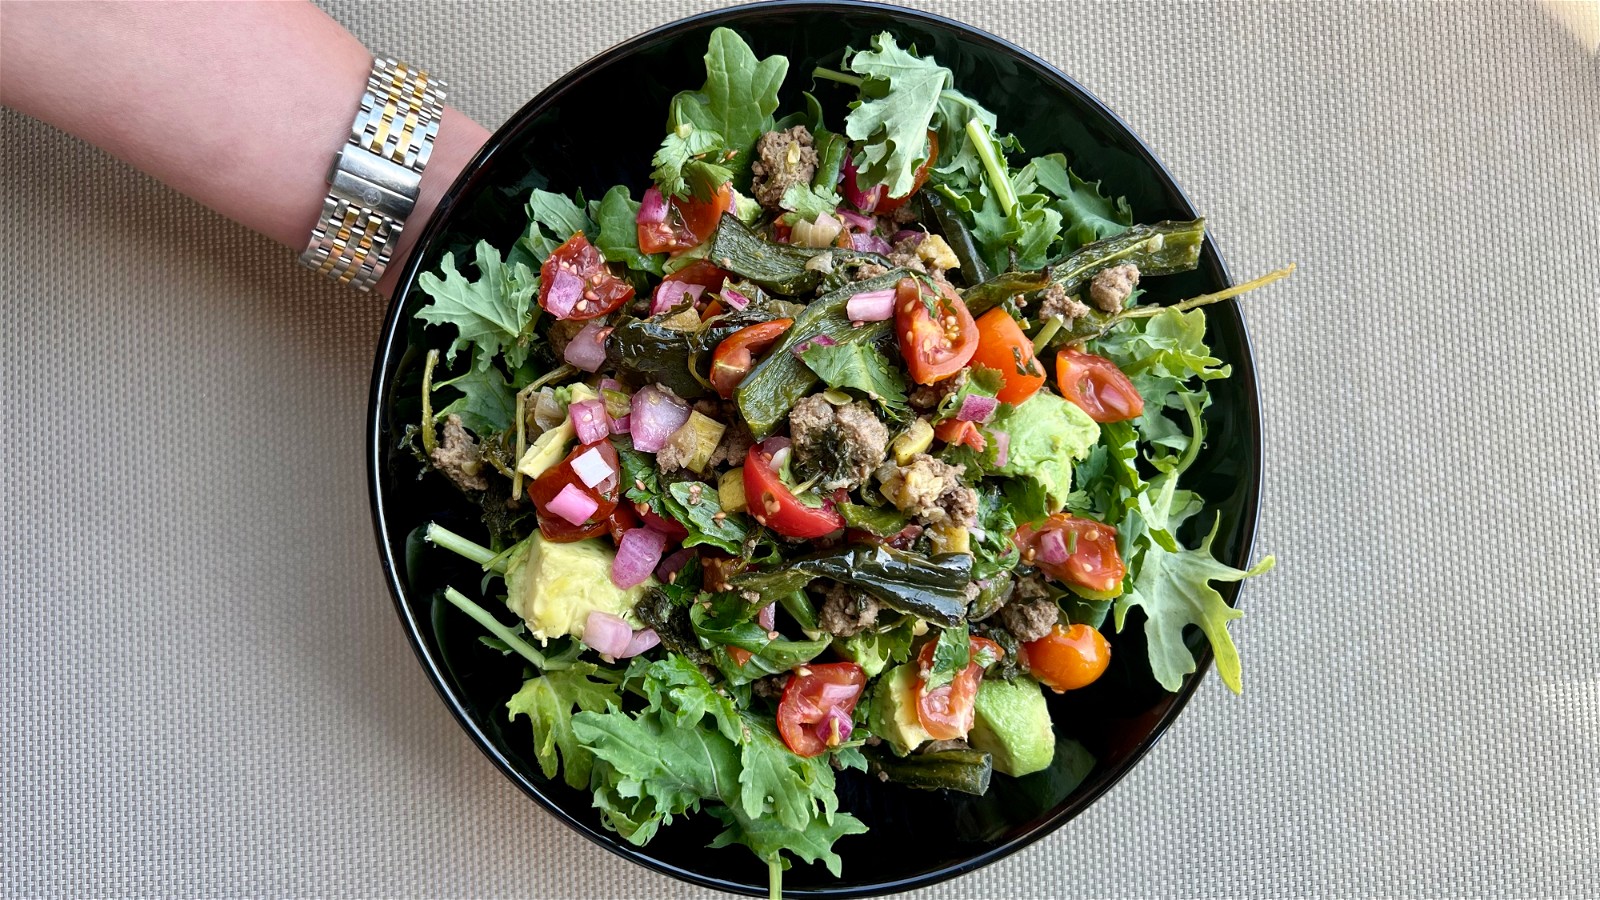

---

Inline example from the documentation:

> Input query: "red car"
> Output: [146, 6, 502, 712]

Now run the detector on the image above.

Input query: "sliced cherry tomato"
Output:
[1055, 347, 1145, 423]
[914, 635, 1002, 740]
[638, 182, 733, 254]
[538, 233, 634, 320]
[895, 277, 978, 385]
[874, 131, 939, 214]
[971, 308, 1046, 403]
[727, 646, 753, 667]
[605, 502, 640, 544]
[661, 259, 730, 292]
[528, 441, 621, 542]
[700, 554, 746, 592]
[1015, 514, 1126, 598]
[710, 318, 793, 398]
[778, 662, 866, 757]
[742, 445, 844, 539]
[1024, 624, 1111, 693]
[934, 418, 986, 452]
[699, 299, 725, 322]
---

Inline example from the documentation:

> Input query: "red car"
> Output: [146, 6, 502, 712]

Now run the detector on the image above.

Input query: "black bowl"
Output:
[368, 1, 1262, 896]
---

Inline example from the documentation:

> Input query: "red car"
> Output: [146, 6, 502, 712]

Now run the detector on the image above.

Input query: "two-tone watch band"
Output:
[299, 57, 445, 291]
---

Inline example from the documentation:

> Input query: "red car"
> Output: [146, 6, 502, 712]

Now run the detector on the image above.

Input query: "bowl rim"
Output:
[367, 1, 1263, 895]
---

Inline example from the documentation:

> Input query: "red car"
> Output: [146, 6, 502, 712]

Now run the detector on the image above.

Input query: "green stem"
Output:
[524, 362, 579, 393]
[420, 349, 440, 455]
[442, 587, 547, 669]
[1172, 392, 1205, 477]
[811, 67, 862, 88]
[1031, 315, 1065, 354]
[1121, 264, 1296, 319]
[768, 856, 783, 900]
[965, 117, 1016, 216]
[425, 522, 506, 573]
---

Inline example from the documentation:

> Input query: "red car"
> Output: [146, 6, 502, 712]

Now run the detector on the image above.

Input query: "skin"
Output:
[0, 1, 491, 297]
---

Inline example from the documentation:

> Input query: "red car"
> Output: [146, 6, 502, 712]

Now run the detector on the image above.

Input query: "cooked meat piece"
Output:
[890, 203, 921, 225]
[886, 237, 929, 274]
[875, 453, 978, 526]
[852, 261, 891, 281]
[1037, 283, 1090, 321]
[999, 595, 1060, 643]
[788, 396, 889, 491]
[752, 673, 790, 701]
[816, 583, 881, 637]
[1012, 570, 1051, 604]
[750, 126, 820, 210]
[430, 414, 489, 492]
[1089, 263, 1140, 313]
[708, 419, 754, 468]
[908, 370, 961, 412]
[547, 317, 586, 360]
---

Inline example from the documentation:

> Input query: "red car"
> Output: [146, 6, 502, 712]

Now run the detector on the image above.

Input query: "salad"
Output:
[407, 28, 1286, 898]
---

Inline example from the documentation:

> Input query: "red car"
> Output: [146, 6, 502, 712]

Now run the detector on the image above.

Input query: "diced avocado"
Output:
[867, 663, 931, 756]
[969, 676, 1056, 777]
[927, 522, 970, 555]
[718, 468, 747, 512]
[504, 531, 649, 642]
[515, 384, 597, 480]
[891, 418, 934, 464]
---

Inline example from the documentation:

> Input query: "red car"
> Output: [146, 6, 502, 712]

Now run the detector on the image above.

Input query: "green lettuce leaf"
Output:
[505, 662, 621, 790]
[432, 351, 517, 435]
[922, 623, 970, 690]
[1025, 153, 1133, 253]
[518, 189, 594, 264]
[653, 27, 788, 199]
[414, 242, 538, 370]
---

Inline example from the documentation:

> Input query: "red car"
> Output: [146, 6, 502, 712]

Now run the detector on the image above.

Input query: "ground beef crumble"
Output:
[875, 452, 978, 526]
[1089, 263, 1140, 312]
[788, 396, 889, 491]
[816, 583, 881, 637]
[1037, 283, 1091, 321]
[750, 126, 819, 210]
[996, 571, 1060, 642]
[430, 414, 489, 492]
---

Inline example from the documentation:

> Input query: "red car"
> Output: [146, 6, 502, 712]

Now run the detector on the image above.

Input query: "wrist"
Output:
[375, 107, 490, 298]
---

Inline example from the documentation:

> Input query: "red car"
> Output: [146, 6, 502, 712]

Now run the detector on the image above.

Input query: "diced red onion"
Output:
[956, 394, 999, 424]
[816, 681, 859, 708]
[637, 186, 668, 225]
[642, 508, 689, 542]
[544, 268, 584, 319]
[609, 413, 631, 435]
[992, 429, 1010, 468]
[599, 377, 624, 393]
[840, 154, 884, 214]
[651, 280, 705, 315]
[562, 321, 611, 372]
[546, 483, 598, 526]
[791, 334, 837, 356]
[1038, 528, 1070, 566]
[846, 288, 896, 322]
[850, 233, 893, 255]
[583, 611, 634, 657]
[768, 446, 791, 474]
[656, 547, 693, 581]
[621, 628, 660, 657]
[758, 436, 791, 457]
[612, 527, 668, 589]
[815, 707, 854, 748]
[568, 399, 611, 445]
[629, 385, 690, 453]
[757, 603, 775, 632]
[835, 209, 875, 232]
[570, 445, 615, 488]
[721, 287, 750, 310]
[891, 230, 924, 245]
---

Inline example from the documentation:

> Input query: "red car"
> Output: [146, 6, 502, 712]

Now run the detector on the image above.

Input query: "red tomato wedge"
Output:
[914, 636, 1001, 740]
[528, 441, 622, 542]
[710, 319, 792, 398]
[538, 233, 634, 320]
[1055, 347, 1145, 422]
[1015, 514, 1126, 598]
[638, 183, 733, 254]
[742, 445, 844, 539]
[777, 662, 866, 757]
[934, 418, 986, 452]
[873, 131, 939, 214]
[895, 277, 978, 385]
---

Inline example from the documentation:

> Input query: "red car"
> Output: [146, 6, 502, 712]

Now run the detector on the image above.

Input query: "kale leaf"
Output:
[505, 662, 621, 790]
[415, 242, 538, 371]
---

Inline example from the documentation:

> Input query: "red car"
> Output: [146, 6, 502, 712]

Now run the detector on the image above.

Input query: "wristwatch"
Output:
[299, 57, 446, 291]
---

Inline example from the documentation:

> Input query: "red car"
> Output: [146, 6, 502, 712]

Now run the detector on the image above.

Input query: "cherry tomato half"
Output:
[638, 182, 733, 254]
[1024, 624, 1111, 693]
[970, 308, 1046, 404]
[1015, 514, 1126, 599]
[528, 441, 621, 542]
[742, 445, 844, 539]
[605, 502, 640, 545]
[538, 233, 634, 321]
[895, 277, 978, 385]
[934, 418, 986, 451]
[710, 318, 793, 398]
[874, 131, 939, 215]
[777, 662, 867, 757]
[1055, 347, 1145, 423]
[914, 635, 1002, 741]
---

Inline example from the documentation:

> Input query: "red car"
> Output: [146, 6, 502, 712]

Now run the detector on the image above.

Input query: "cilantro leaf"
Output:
[844, 32, 949, 197]
[651, 120, 732, 201]
[970, 486, 1020, 581]
[414, 242, 538, 370]
[933, 364, 1004, 423]
[433, 351, 517, 435]
[1116, 514, 1275, 694]
[832, 618, 915, 678]
[923, 623, 970, 690]
[799, 341, 909, 416]
[592, 185, 664, 275]
[780, 180, 844, 221]
[505, 662, 620, 790]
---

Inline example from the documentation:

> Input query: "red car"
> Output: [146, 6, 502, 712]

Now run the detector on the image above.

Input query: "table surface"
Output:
[4, 1, 1597, 897]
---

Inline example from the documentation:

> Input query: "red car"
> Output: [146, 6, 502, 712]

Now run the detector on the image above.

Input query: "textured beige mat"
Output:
[4, 1, 1597, 897]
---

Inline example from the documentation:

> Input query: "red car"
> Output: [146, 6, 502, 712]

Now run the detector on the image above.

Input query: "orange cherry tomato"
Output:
[638, 182, 733, 254]
[970, 308, 1046, 404]
[777, 662, 867, 757]
[1055, 347, 1145, 422]
[914, 636, 1001, 740]
[1015, 514, 1126, 598]
[709, 319, 793, 398]
[934, 418, 986, 452]
[895, 277, 978, 385]
[874, 131, 940, 214]
[1024, 624, 1111, 693]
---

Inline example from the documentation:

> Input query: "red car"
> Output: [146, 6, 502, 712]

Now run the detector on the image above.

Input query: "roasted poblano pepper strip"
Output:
[605, 302, 782, 398]
[919, 191, 991, 286]
[708, 214, 890, 295]
[962, 270, 1055, 318]
[730, 543, 972, 625]
[864, 747, 995, 795]
[735, 268, 910, 438]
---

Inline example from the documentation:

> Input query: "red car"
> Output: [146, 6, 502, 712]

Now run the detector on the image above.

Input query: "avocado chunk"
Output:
[867, 663, 931, 756]
[504, 532, 650, 642]
[969, 676, 1056, 777]
[515, 384, 598, 480]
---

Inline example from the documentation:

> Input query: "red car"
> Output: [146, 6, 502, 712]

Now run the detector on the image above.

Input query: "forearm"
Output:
[0, 0, 488, 297]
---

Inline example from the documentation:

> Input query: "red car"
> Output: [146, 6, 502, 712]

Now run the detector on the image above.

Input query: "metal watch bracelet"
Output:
[299, 57, 445, 291]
